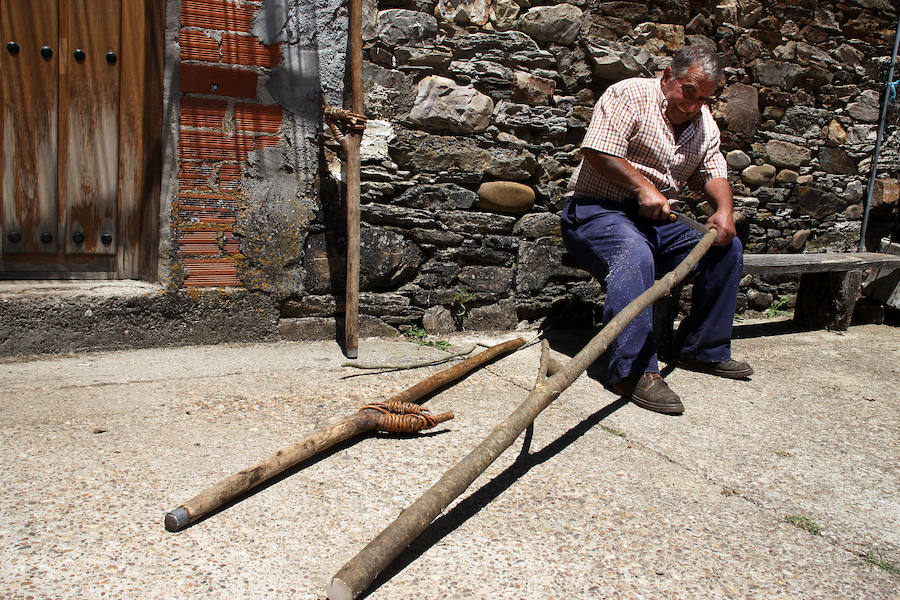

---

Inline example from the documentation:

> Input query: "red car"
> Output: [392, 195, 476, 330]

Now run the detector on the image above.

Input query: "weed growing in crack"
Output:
[402, 325, 451, 350]
[600, 425, 627, 438]
[785, 514, 821, 535]
[767, 296, 791, 319]
[864, 552, 900, 575]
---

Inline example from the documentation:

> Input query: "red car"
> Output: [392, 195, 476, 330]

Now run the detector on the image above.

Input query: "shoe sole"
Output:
[625, 393, 684, 415]
[676, 362, 754, 379]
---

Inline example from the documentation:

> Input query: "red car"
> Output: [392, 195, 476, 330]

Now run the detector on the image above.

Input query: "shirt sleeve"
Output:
[581, 85, 638, 158]
[688, 117, 729, 189]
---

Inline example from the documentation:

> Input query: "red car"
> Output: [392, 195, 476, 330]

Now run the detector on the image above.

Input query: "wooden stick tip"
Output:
[433, 411, 454, 424]
[326, 578, 353, 600]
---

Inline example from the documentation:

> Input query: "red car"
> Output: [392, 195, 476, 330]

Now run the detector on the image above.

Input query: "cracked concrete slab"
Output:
[0, 323, 897, 598]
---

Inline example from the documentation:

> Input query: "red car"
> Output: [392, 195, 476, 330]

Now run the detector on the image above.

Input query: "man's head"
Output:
[660, 46, 724, 126]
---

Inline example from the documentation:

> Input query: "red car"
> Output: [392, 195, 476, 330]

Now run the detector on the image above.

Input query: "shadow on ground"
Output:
[539, 317, 803, 382]
[359, 397, 628, 599]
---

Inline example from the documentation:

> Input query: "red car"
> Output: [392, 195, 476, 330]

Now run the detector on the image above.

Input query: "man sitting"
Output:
[561, 45, 752, 415]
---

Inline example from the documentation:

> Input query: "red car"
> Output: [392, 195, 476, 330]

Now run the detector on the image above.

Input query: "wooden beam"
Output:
[743, 252, 900, 275]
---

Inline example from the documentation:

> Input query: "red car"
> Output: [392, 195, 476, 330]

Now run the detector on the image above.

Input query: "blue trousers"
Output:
[560, 197, 743, 385]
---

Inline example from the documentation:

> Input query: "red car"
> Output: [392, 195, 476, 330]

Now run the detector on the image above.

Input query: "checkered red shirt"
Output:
[568, 77, 728, 203]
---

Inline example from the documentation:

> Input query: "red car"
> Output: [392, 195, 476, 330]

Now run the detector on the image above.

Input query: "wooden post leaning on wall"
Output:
[344, 0, 364, 358]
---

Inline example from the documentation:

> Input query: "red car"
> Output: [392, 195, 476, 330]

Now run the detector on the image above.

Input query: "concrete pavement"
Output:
[0, 321, 897, 599]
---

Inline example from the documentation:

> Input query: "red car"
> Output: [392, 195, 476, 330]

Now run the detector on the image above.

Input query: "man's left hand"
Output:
[706, 210, 736, 246]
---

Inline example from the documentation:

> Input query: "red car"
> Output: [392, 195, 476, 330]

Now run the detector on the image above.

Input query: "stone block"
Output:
[475, 181, 535, 213]
[512, 71, 556, 105]
[409, 76, 494, 134]
[436, 0, 490, 26]
[740, 164, 776, 186]
[871, 179, 900, 208]
[458, 266, 514, 294]
[715, 83, 759, 140]
[513, 213, 561, 239]
[818, 148, 856, 175]
[376, 9, 438, 47]
[462, 299, 518, 330]
[726, 150, 751, 170]
[518, 4, 583, 46]
[423, 305, 457, 333]
[278, 316, 399, 340]
[826, 119, 847, 146]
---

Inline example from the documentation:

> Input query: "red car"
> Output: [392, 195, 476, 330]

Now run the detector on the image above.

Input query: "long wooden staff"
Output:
[343, 0, 364, 358]
[164, 338, 526, 532]
[320, 0, 365, 358]
[327, 228, 718, 600]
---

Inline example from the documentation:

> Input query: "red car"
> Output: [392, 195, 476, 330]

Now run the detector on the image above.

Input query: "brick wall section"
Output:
[176, 0, 283, 287]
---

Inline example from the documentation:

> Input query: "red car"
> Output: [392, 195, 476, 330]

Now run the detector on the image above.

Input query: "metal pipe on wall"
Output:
[859, 12, 900, 252]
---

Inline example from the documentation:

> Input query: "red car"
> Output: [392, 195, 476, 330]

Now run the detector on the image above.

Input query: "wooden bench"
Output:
[742, 252, 900, 330]
[653, 251, 900, 359]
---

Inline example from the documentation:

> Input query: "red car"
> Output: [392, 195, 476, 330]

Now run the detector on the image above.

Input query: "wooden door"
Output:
[1, 0, 59, 255]
[0, 0, 163, 279]
[61, 0, 121, 256]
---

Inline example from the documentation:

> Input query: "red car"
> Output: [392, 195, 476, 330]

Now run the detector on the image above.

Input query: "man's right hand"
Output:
[636, 186, 671, 220]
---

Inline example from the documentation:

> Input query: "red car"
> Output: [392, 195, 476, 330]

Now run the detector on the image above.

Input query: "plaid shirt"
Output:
[568, 77, 728, 203]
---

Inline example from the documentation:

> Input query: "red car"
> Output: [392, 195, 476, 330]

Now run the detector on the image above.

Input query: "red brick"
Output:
[179, 192, 240, 206]
[180, 63, 257, 98]
[178, 130, 258, 162]
[183, 258, 239, 287]
[177, 194, 239, 226]
[179, 191, 238, 200]
[234, 103, 282, 133]
[179, 29, 221, 62]
[221, 32, 281, 67]
[177, 164, 215, 190]
[223, 232, 240, 254]
[218, 163, 243, 180]
[180, 97, 228, 129]
[217, 163, 243, 191]
[178, 206, 236, 227]
[179, 231, 221, 255]
[182, 0, 256, 33]
[252, 134, 281, 150]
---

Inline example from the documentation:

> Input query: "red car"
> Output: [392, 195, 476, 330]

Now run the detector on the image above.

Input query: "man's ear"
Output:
[661, 66, 672, 83]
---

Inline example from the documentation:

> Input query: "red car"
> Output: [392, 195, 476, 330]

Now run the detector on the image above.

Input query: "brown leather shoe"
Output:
[675, 358, 753, 379]
[611, 372, 683, 415]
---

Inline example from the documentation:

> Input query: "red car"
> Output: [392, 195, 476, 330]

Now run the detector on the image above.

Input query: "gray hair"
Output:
[669, 46, 724, 84]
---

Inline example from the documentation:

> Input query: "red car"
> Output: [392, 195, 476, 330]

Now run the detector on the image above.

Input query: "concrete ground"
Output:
[0, 321, 897, 599]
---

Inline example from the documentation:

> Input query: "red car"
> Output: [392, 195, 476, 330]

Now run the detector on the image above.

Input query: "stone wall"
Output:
[170, 0, 900, 333]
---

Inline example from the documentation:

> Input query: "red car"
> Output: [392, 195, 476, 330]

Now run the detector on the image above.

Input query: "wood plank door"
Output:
[0, 0, 163, 279]
[1, 0, 59, 255]
[60, 0, 121, 256]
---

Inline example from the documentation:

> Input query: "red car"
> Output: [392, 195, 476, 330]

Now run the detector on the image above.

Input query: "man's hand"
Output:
[582, 149, 672, 219]
[706, 209, 736, 245]
[702, 178, 736, 246]
[636, 186, 671, 220]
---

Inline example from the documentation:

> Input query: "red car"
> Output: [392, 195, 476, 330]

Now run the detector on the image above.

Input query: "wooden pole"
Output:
[164, 339, 526, 532]
[343, 0, 364, 358]
[327, 228, 718, 600]
[165, 409, 381, 532]
[385, 337, 526, 404]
